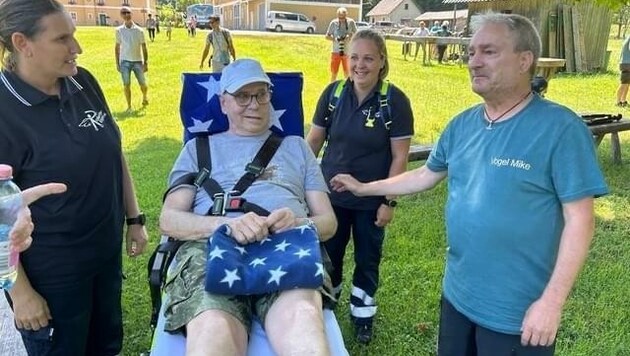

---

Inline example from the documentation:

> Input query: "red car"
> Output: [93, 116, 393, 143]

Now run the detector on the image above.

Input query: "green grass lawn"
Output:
[74, 27, 629, 355]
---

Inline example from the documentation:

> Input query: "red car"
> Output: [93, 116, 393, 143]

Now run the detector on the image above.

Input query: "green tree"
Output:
[591, 0, 629, 10]
[613, 5, 630, 39]
[176, 0, 202, 12]
[157, 3, 180, 26]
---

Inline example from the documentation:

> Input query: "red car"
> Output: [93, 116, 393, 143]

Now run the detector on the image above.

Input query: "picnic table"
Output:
[536, 57, 566, 82]
[407, 119, 630, 165]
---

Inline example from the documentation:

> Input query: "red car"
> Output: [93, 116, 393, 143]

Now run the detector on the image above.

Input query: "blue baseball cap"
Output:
[220, 59, 272, 93]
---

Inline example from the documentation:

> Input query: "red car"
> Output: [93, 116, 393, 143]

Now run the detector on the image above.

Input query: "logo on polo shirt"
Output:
[79, 110, 107, 131]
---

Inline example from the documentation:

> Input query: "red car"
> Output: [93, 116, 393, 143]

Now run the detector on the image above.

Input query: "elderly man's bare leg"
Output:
[265, 289, 330, 356]
[186, 309, 248, 356]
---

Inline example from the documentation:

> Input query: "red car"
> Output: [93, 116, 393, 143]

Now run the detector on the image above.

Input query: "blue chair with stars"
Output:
[148, 72, 348, 356]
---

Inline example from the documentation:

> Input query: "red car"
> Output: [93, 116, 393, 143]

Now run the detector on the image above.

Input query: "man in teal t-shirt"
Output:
[329, 13, 608, 356]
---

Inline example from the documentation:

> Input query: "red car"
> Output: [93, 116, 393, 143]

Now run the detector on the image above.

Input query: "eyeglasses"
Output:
[227, 90, 272, 107]
[121, 11, 131, 15]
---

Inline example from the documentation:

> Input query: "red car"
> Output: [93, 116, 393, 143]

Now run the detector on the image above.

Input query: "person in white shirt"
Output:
[115, 6, 149, 112]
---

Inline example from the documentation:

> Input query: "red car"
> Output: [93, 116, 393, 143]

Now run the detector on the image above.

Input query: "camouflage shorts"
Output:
[163, 240, 277, 332]
[162, 240, 335, 333]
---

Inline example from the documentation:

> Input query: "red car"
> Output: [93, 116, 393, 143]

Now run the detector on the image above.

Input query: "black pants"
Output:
[148, 28, 155, 41]
[324, 205, 384, 326]
[438, 296, 556, 356]
[7, 253, 123, 356]
[437, 44, 448, 63]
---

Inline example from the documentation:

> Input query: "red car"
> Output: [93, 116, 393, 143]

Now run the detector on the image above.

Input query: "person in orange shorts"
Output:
[326, 7, 357, 82]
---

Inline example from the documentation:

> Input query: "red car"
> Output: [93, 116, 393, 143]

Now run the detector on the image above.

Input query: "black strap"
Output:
[163, 133, 283, 215]
[241, 201, 271, 217]
[196, 134, 211, 169]
[233, 132, 283, 194]
[161, 135, 218, 202]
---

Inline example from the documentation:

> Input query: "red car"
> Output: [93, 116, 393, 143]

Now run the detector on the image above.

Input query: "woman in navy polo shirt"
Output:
[307, 28, 415, 344]
[0, 1, 148, 355]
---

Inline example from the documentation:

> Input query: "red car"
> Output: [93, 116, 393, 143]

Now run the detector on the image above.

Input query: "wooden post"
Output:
[562, 5, 575, 72]
[548, 10, 557, 57]
[572, 7, 585, 72]
[611, 132, 622, 164]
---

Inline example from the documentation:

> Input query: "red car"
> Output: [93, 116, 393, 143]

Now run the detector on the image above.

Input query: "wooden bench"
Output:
[589, 118, 630, 165]
[407, 144, 433, 162]
[407, 119, 630, 164]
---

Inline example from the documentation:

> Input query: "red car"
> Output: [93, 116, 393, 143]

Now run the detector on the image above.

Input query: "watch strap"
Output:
[126, 213, 146, 226]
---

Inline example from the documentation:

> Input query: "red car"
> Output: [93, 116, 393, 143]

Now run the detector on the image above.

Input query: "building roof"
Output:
[367, 0, 407, 17]
[416, 9, 468, 21]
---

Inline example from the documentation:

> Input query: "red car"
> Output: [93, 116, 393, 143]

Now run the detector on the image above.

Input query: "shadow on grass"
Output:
[113, 106, 148, 121]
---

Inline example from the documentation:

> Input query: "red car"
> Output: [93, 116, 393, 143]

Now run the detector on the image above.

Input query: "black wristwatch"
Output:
[126, 213, 146, 226]
[384, 199, 398, 208]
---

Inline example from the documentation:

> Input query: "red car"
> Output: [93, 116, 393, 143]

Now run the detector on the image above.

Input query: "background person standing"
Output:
[115, 6, 149, 112]
[616, 35, 630, 107]
[199, 15, 236, 73]
[145, 14, 156, 42]
[165, 19, 172, 41]
[326, 7, 357, 82]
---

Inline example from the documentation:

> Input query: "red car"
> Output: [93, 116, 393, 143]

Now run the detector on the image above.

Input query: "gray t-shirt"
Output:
[167, 131, 328, 218]
[205, 29, 232, 65]
[326, 18, 357, 53]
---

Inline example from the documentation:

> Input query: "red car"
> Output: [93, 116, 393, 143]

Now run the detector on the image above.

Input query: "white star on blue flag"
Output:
[205, 225, 325, 294]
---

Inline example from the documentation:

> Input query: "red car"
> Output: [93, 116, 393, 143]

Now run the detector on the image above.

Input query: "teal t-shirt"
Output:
[621, 36, 630, 64]
[426, 95, 608, 334]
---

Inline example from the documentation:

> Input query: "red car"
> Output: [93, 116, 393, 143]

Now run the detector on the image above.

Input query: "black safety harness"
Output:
[148, 132, 284, 331]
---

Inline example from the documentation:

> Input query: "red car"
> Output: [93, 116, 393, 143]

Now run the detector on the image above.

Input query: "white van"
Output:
[266, 11, 316, 34]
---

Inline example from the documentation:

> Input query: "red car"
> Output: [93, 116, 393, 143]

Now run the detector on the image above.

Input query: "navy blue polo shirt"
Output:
[312, 79, 414, 210]
[0, 67, 124, 286]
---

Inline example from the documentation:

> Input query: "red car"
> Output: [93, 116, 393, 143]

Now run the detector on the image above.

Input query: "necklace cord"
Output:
[483, 92, 532, 129]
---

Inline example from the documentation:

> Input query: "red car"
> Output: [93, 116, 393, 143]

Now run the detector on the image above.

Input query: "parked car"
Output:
[373, 21, 398, 34]
[394, 27, 416, 36]
[356, 21, 372, 29]
[266, 11, 316, 34]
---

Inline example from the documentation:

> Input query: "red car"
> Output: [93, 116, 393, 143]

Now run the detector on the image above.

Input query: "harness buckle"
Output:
[245, 163, 265, 177]
[194, 168, 210, 188]
[211, 191, 245, 216]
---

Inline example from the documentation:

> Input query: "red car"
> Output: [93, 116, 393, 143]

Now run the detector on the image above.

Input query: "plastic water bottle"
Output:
[0, 164, 22, 289]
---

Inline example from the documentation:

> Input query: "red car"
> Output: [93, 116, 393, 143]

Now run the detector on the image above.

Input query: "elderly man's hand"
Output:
[266, 208, 297, 234]
[225, 212, 269, 244]
[9, 183, 67, 253]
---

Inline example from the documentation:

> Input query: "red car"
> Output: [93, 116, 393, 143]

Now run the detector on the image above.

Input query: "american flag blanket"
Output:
[205, 224, 324, 295]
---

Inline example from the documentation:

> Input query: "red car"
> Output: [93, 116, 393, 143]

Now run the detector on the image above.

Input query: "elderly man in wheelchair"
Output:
[157, 58, 339, 355]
